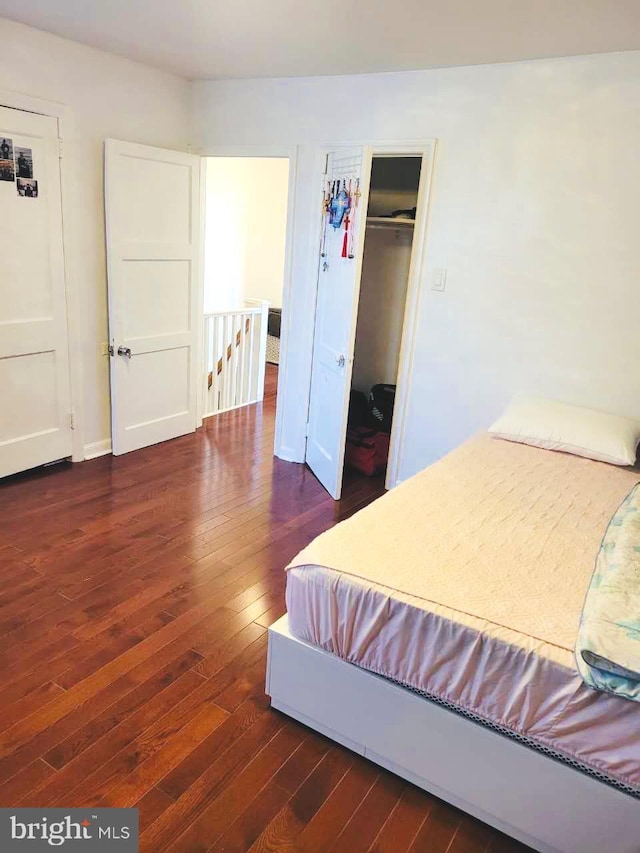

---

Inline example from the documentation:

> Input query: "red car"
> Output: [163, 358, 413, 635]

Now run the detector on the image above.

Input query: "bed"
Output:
[266, 434, 640, 853]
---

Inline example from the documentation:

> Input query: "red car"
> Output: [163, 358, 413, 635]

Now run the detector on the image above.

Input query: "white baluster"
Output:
[212, 314, 221, 414]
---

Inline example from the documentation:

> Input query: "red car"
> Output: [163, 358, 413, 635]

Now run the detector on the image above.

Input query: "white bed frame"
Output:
[267, 616, 640, 853]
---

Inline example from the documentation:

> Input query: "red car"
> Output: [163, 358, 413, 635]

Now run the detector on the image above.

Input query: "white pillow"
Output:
[488, 396, 640, 466]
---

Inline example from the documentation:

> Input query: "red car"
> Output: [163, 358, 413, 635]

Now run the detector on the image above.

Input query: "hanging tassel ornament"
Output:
[341, 180, 351, 258]
[347, 178, 360, 259]
[341, 213, 350, 258]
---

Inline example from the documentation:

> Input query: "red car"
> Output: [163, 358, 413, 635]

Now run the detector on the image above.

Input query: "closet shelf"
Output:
[366, 217, 415, 230]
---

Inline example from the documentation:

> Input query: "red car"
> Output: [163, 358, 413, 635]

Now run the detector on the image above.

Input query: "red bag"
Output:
[373, 431, 390, 464]
[345, 428, 390, 476]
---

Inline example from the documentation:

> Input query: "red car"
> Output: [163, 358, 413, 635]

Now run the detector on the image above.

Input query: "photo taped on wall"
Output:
[0, 137, 15, 181]
[15, 146, 33, 179]
[17, 178, 38, 198]
[0, 137, 13, 161]
[0, 160, 14, 181]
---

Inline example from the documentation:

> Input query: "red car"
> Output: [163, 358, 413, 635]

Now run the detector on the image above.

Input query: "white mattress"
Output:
[285, 435, 640, 793]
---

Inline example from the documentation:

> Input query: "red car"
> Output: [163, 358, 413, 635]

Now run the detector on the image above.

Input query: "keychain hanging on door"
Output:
[320, 178, 331, 258]
[328, 179, 338, 227]
[330, 180, 350, 229]
[347, 178, 360, 259]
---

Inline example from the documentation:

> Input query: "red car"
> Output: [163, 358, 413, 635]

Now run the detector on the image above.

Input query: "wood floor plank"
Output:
[246, 746, 354, 852]
[449, 814, 497, 853]
[191, 621, 267, 679]
[164, 724, 308, 852]
[208, 734, 330, 852]
[0, 366, 530, 852]
[0, 759, 56, 807]
[56, 611, 177, 690]
[327, 771, 406, 853]
[97, 702, 229, 808]
[368, 784, 433, 852]
[0, 681, 67, 733]
[254, 602, 286, 629]
[18, 670, 206, 808]
[296, 760, 380, 853]
[409, 798, 463, 852]
[135, 785, 176, 830]
[1, 630, 82, 679]
[43, 649, 204, 770]
[155, 696, 276, 802]
[214, 653, 270, 713]
[141, 710, 286, 851]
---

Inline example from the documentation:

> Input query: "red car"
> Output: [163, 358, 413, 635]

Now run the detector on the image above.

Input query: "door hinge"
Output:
[70, 413, 75, 430]
[58, 139, 63, 160]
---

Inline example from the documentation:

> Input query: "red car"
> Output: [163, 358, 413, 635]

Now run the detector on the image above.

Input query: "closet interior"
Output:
[345, 155, 422, 479]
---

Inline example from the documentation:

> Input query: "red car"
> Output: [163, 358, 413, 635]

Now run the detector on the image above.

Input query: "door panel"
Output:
[123, 260, 191, 339]
[105, 140, 201, 456]
[0, 105, 72, 478]
[305, 147, 372, 499]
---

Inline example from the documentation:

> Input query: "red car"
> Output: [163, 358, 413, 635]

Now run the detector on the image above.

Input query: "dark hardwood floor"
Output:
[0, 364, 527, 851]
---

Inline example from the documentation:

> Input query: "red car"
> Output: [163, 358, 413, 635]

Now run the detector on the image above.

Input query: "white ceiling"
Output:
[0, 0, 638, 81]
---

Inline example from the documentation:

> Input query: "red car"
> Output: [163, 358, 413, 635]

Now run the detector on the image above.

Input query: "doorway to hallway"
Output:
[202, 156, 290, 426]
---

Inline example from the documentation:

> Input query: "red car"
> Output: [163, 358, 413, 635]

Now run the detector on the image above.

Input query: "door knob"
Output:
[117, 346, 132, 358]
[336, 354, 346, 368]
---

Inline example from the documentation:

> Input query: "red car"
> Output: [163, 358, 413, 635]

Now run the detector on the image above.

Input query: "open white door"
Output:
[305, 147, 372, 499]
[105, 140, 202, 455]
[0, 106, 72, 478]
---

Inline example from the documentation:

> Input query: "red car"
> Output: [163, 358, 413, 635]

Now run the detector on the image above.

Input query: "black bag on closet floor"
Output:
[368, 384, 396, 434]
[348, 390, 369, 430]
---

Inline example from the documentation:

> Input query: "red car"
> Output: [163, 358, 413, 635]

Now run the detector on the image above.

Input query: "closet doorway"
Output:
[305, 142, 435, 499]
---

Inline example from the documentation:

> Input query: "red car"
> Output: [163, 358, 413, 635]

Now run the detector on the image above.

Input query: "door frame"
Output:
[193, 144, 299, 451]
[304, 138, 437, 492]
[378, 140, 437, 489]
[0, 87, 84, 462]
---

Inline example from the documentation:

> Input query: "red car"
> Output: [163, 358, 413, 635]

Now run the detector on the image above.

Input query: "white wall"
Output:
[193, 51, 640, 480]
[204, 157, 289, 312]
[352, 228, 412, 395]
[0, 17, 191, 452]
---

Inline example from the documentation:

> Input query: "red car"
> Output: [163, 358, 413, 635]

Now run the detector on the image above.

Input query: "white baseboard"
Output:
[83, 439, 112, 460]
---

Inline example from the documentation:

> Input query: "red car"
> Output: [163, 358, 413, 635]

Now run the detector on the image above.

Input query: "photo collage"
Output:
[0, 136, 38, 198]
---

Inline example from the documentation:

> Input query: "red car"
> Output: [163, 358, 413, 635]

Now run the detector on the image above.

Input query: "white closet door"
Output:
[105, 140, 202, 456]
[305, 147, 372, 499]
[0, 106, 72, 479]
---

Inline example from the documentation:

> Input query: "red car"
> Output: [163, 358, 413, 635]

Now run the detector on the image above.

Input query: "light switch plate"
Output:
[431, 268, 447, 292]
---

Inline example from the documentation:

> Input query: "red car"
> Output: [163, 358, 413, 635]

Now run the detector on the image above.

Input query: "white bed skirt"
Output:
[266, 615, 640, 853]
